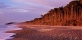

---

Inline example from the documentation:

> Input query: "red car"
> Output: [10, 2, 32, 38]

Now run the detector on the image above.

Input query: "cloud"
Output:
[0, 3, 45, 24]
[0, 2, 9, 9]
[0, 10, 3, 14]
[0, 12, 3, 14]
[0, 39, 4, 40]
[10, 0, 72, 8]
[12, 8, 29, 12]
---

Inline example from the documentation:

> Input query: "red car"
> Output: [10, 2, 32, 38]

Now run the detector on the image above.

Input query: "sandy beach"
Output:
[5, 25, 82, 40]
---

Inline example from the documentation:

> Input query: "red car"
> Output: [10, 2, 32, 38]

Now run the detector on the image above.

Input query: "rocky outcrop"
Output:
[80, 0, 82, 4]
[5, 22, 16, 25]
[24, 0, 82, 26]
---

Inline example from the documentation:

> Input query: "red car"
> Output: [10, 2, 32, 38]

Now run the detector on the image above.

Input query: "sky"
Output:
[0, 0, 72, 25]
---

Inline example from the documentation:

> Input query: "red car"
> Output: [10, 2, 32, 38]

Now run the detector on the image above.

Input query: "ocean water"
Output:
[0, 24, 22, 40]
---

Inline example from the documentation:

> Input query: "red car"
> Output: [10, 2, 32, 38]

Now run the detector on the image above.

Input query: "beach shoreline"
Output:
[6, 24, 82, 40]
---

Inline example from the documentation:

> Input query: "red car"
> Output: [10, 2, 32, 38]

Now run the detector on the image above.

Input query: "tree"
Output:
[41, 15, 43, 17]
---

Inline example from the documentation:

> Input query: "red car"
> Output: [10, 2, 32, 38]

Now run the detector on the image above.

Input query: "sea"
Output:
[0, 24, 22, 40]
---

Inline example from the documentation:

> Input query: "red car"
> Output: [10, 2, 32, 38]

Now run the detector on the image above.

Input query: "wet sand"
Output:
[6, 25, 82, 40]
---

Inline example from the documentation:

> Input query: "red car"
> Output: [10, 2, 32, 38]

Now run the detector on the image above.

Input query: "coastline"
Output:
[6, 24, 82, 40]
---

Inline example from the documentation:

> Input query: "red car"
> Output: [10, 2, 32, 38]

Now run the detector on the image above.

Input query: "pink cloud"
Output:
[10, 0, 72, 8]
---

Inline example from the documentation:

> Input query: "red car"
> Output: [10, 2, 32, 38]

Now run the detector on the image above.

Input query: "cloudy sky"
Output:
[0, 0, 72, 25]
